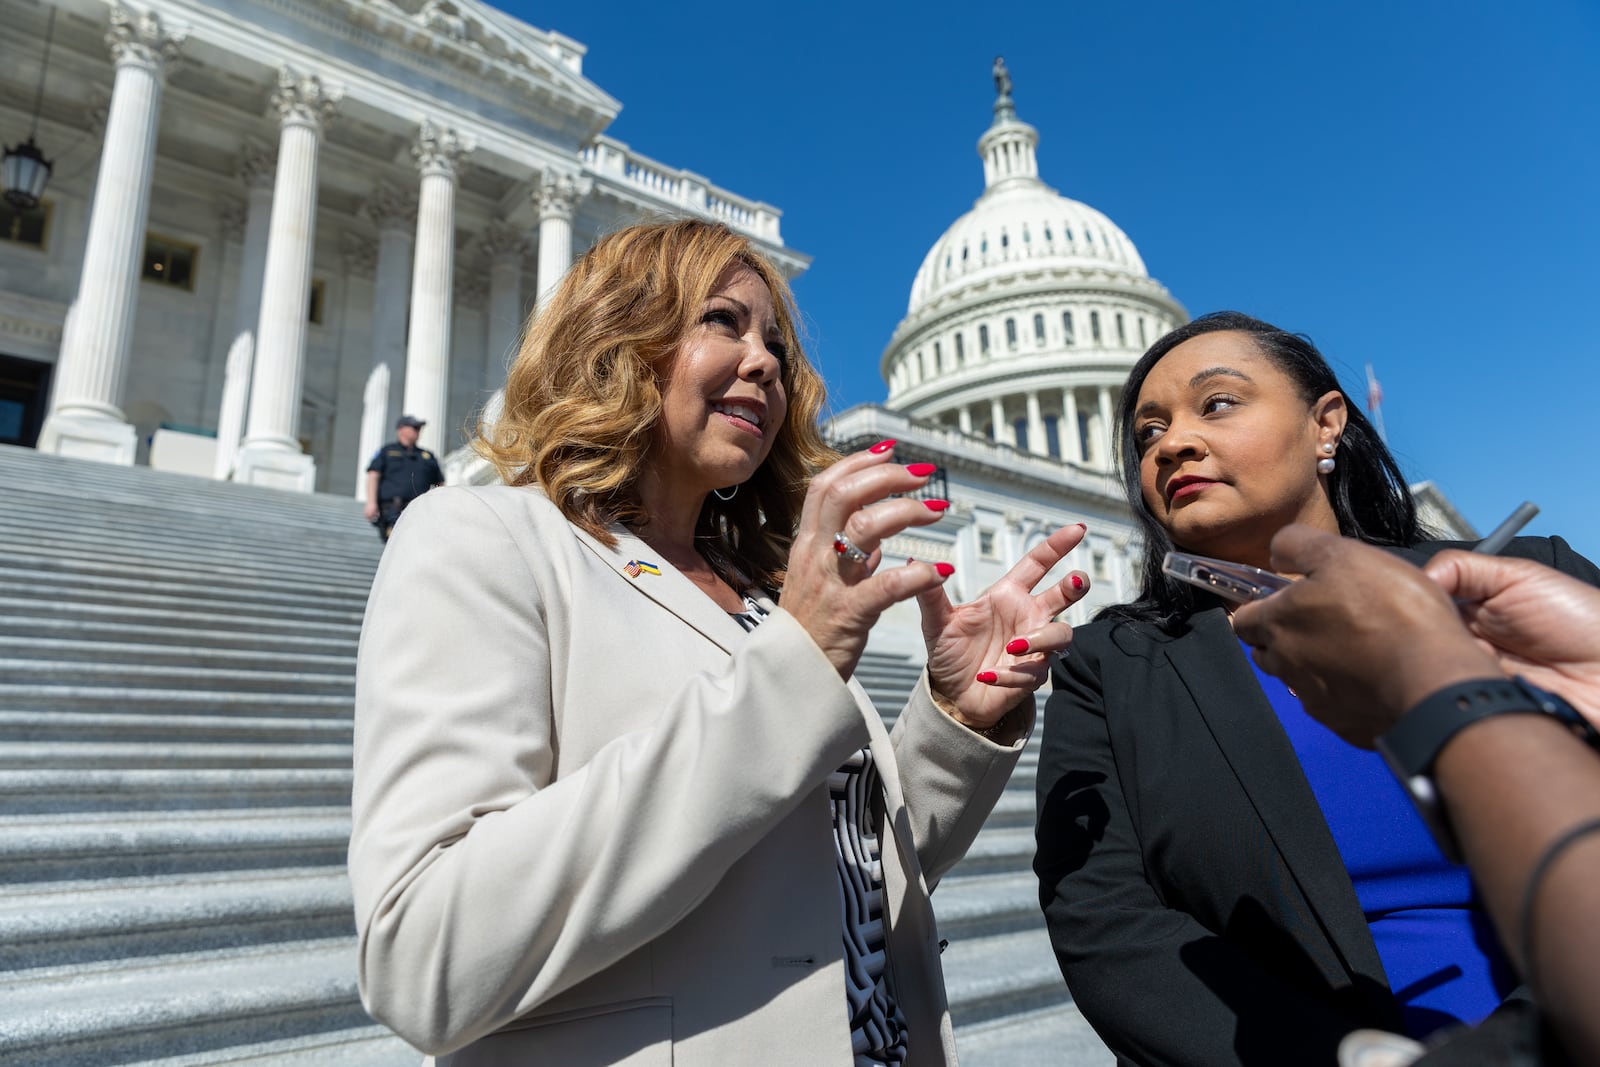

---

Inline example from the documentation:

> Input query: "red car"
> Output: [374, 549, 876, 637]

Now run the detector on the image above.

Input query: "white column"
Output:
[480, 221, 528, 378]
[989, 396, 1007, 445]
[957, 405, 973, 435]
[1062, 387, 1084, 464]
[1097, 386, 1116, 470]
[1025, 391, 1046, 456]
[400, 121, 469, 455]
[38, 5, 183, 464]
[363, 183, 415, 434]
[535, 169, 585, 311]
[234, 66, 339, 491]
[211, 142, 275, 478]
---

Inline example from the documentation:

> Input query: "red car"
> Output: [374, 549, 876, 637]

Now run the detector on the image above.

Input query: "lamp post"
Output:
[2, 8, 57, 211]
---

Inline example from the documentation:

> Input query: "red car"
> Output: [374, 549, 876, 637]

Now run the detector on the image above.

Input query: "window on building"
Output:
[308, 279, 327, 325]
[916, 351, 925, 379]
[1090, 310, 1102, 343]
[141, 233, 199, 291]
[954, 333, 965, 363]
[1044, 414, 1061, 458]
[1033, 313, 1046, 346]
[1139, 317, 1148, 347]
[1000, 231, 1009, 248]
[961, 245, 969, 261]
[1062, 311, 1075, 346]
[1085, 229, 1094, 245]
[983, 420, 994, 441]
[1013, 418, 1029, 451]
[978, 529, 997, 558]
[933, 340, 943, 372]
[1022, 226, 1031, 244]
[980, 238, 988, 254]
[1116, 312, 1126, 346]
[978, 324, 990, 355]
[1004, 318, 1017, 348]
[1044, 226, 1053, 241]
[0, 199, 50, 249]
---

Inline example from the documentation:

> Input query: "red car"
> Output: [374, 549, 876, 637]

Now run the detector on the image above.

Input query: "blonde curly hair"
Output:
[474, 218, 836, 592]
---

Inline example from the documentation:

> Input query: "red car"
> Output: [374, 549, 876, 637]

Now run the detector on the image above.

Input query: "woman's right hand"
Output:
[780, 441, 956, 679]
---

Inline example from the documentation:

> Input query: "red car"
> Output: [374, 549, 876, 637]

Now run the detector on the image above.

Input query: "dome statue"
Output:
[881, 63, 1187, 472]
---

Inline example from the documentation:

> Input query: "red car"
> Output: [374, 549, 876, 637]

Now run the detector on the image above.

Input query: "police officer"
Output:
[364, 414, 445, 542]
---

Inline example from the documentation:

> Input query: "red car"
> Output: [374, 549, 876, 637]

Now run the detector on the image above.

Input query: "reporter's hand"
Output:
[364, 501, 380, 522]
[1425, 551, 1600, 723]
[1232, 525, 1499, 747]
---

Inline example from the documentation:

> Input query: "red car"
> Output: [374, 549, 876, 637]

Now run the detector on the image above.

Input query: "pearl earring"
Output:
[1317, 442, 1336, 475]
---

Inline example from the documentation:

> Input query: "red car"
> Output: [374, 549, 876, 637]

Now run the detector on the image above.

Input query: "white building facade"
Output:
[0, 0, 806, 493]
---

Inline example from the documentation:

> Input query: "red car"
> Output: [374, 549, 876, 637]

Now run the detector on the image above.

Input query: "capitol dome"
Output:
[882, 63, 1186, 472]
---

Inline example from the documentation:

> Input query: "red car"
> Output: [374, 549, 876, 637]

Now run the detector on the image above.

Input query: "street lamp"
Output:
[3, 8, 57, 211]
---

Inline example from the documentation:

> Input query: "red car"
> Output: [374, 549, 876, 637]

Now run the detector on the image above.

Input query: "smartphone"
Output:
[1162, 551, 1293, 604]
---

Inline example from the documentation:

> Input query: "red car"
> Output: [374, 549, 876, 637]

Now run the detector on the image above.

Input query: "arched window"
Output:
[1044, 226, 1053, 241]
[954, 332, 965, 363]
[978, 324, 991, 355]
[1022, 226, 1031, 244]
[1005, 318, 1017, 348]
[1044, 415, 1061, 458]
[916, 351, 925, 380]
[933, 340, 943, 371]
[961, 245, 969, 261]
[1033, 313, 1046, 345]
[1090, 311, 1102, 343]
[1013, 418, 1030, 451]
[1062, 311, 1076, 346]
[980, 238, 988, 254]
[1116, 313, 1126, 346]
[1001, 231, 1009, 248]
[1138, 317, 1148, 347]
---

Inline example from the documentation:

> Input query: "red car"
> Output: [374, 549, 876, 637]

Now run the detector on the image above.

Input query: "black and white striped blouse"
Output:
[731, 596, 909, 1065]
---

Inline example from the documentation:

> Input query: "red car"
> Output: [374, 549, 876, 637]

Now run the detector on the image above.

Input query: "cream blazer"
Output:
[348, 485, 1030, 1066]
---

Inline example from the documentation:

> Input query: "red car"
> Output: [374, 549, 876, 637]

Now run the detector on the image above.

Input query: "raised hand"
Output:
[780, 442, 961, 680]
[917, 523, 1091, 730]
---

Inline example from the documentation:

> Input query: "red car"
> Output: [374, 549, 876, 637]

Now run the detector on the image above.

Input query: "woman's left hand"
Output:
[917, 523, 1091, 730]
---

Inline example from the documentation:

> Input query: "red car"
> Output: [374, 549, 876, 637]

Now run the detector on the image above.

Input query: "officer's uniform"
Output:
[367, 441, 445, 541]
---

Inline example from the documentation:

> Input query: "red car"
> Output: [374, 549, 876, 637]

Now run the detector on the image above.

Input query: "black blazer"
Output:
[1035, 537, 1600, 1067]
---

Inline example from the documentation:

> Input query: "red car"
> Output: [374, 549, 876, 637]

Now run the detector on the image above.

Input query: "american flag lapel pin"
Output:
[624, 559, 660, 579]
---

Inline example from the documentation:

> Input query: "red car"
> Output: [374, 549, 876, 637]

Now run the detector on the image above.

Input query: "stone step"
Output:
[0, 936, 370, 1067]
[0, 705, 349, 744]
[0, 683, 352, 717]
[954, 1003, 1114, 1067]
[0, 767, 351, 814]
[0, 868, 354, 972]
[0, 597, 362, 639]
[0, 808, 351, 884]
[0, 741, 352, 771]
[941, 926, 1071, 1029]
[126, 1025, 417, 1067]
[0, 634, 356, 672]
[0, 526, 378, 588]
[949, 824, 1034, 877]
[932, 870, 1042, 941]
[0, 560, 369, 615]
[2, 580, 366, 626]
[0, 548, 374, 601]
[0, 614, 359, 655]
[0, 498, 377, 552]
[0, 660, 354, 698]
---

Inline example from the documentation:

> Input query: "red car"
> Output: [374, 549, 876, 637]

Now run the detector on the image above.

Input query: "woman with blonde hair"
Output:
[350, 219, 1091, 1066]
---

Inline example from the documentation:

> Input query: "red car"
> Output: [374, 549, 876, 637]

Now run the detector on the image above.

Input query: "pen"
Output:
[1473, 501, 1539, 556]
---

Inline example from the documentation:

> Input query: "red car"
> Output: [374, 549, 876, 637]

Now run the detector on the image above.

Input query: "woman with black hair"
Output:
[1033, 311, 1600, 1066]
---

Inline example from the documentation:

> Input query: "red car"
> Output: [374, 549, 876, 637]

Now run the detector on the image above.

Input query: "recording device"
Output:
[1161, 501, 1540, 606]
[1162, 552, 1292, 605]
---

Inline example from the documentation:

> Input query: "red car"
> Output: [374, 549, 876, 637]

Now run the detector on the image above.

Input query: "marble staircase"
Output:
[0, 444, 1109, 1065]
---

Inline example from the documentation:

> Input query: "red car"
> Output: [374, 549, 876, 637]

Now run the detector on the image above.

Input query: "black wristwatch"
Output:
[1378, 676, 1599, 861]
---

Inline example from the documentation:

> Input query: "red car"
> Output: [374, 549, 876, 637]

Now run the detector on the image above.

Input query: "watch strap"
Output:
[1379, 678, 1543, 778]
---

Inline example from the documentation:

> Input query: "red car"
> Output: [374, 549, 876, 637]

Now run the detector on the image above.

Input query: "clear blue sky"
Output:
[506, 0, 1600, 561]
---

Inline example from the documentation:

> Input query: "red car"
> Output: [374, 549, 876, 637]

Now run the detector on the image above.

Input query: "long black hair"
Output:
[1104, 311, 1422, 630]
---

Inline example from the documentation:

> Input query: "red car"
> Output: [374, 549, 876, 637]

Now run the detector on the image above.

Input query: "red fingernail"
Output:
[869, 439, 897, 454]
[934, 562, 955, 577]
[923, 499, 950, 512]
[1075, 522, 1087, 530]
[1006, 638, 1030, 655]
[906, 463, 937, 477]
[976, 671, 998, 685]
[1071, 574, 1084, 590]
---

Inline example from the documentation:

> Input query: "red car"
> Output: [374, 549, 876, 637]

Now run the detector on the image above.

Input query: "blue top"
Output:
[1244, 645, 1513, 1038]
